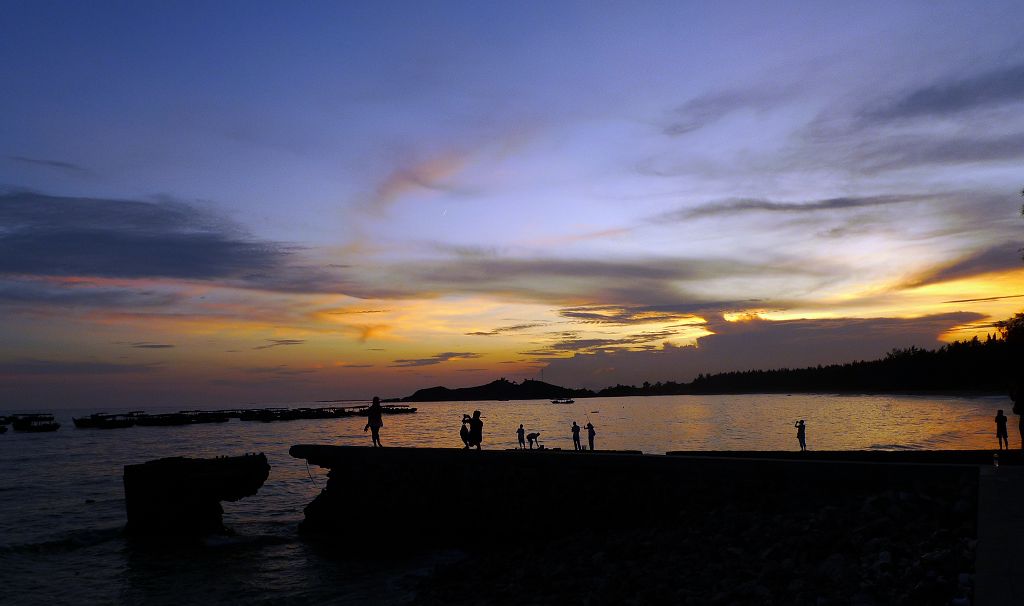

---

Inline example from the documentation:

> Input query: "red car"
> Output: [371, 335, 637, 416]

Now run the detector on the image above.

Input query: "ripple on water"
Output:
[0, 393, 1010, 602]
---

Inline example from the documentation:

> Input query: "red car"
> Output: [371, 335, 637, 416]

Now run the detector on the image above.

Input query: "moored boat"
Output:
[73, 412, 140, 429]
[551, 398, 575, 404]
[135, 413, 192, 427]
[11, 413, 61, 432]
[181, 410, 231, 423]
[355, 404, 417, 416]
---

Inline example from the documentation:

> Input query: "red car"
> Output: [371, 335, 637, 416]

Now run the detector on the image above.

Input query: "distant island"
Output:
[402, 318, 1023, 402]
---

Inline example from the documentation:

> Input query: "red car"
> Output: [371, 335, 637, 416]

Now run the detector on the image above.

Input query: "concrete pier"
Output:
[290, 445, 977, 542]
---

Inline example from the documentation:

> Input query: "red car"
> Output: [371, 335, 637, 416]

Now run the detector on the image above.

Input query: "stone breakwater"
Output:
[291, 446, 977, 605]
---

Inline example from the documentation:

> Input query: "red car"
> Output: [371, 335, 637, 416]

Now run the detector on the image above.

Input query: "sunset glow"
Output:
[2, 2, 1021, 406]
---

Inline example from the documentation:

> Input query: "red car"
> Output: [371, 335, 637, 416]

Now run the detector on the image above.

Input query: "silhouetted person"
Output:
[527, 432, 540, 449]
[571, 421, 581, 451]
[1019, 410, 1024, 452]
[517, 424, 526, 449]
[467, 410, 483, 450]
[795, 420, 806, 451]
[364, 397, 384, 447]
[460, 414, 472, 448]
[585, 421, 596, 451]
[996, 409, 1009, 450]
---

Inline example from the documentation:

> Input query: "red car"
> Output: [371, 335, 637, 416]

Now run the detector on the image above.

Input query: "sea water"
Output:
[0, 394, 1010, 604]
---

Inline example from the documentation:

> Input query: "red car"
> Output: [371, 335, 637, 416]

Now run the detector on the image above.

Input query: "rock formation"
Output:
[123, 453, 270, 536]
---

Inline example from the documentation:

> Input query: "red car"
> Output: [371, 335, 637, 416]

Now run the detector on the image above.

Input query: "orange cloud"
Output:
[364, 151, 469, 214]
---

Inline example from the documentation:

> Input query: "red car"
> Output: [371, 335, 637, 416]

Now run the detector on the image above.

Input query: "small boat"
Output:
[135, 413, 192, 426]
[0, 425, 7, 434]
[355, 404, 418, 416]
[73, 412, 140, 429]
[11, 413, 61, 432]
[181, 410, 231, 424]
[550, 398, 575, 404]
[239, 408, 289, 422]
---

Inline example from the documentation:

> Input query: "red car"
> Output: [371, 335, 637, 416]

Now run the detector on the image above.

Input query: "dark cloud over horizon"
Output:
[543, 312, 985, 389]
[0, 191, 347, 295]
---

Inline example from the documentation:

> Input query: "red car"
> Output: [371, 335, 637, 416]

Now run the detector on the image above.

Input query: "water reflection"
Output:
[0, 393, 1012, 604]
[346, 393, 1010, 453]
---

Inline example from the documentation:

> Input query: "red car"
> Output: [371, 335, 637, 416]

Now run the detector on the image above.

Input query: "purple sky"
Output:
[2, 1, 1022, 407]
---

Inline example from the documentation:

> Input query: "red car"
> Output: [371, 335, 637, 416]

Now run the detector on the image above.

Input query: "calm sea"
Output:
[0, 393, 1011, 604]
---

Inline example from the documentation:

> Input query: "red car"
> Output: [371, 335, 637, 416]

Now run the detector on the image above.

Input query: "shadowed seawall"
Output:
[289, 445, 977, 542]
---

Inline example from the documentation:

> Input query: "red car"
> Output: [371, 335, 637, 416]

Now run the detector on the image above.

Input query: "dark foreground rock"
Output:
[123, 453, 269, 536]
[291, 446, 977, 605]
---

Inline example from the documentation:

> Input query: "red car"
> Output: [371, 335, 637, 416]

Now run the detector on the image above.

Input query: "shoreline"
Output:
[399, 388, 1008, 403]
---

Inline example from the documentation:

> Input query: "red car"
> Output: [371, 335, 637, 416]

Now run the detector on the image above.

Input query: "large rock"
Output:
[123, 453, 270, 536]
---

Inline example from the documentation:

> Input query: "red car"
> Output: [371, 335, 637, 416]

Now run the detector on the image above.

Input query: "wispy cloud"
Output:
[655, 195, 922, 222]
[326, 309, 389, 315]
[371, 255, 817, 308]
[942, 294, 1024, 304]
[0, 191, 345, 295]
[130, 342, 175, 349]
[361, 151, 468, 214]
[390, 351, 481, 367]
[253, 339, 306, 350]
[239, 364, 316, 376]
[521, 328, 679, 357]
[558, 305, 706, 326]
[0, 277, 181, 309]
[465, 323, 544, 336]
[9, 155, 89, 174]
[862, 62, 1024, 122]
[663, 86, 791, 136]
[904, 242, 1022, 288]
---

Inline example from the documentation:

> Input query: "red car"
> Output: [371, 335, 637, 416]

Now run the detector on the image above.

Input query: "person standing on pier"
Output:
[364, 397, 384, 447]
[517, 424, 526, 449]
[585, 421, 596, 451]
[995, 409, 1009, 450]
[571, 421, 582, 451]
[794, 420, 806, 451]
[467, 410, 484, 450]
[460, 414, 472, 448]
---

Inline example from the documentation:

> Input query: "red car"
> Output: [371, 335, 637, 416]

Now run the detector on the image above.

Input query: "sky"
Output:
[2, 1, 1022, 407]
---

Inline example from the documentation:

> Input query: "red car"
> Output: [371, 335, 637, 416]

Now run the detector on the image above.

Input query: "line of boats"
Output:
[0, 414, 61, 432]
[0, 404, 418, 432]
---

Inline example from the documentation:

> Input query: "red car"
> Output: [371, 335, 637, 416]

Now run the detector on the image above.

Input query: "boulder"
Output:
[123, 453, 269, 536]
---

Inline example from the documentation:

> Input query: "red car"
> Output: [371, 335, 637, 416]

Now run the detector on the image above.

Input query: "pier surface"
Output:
[292, 446, 993, 603]
[976, 466, 1024, 606]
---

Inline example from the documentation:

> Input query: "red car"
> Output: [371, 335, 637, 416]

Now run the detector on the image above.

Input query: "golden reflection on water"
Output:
[295, 393, 1013, 454]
